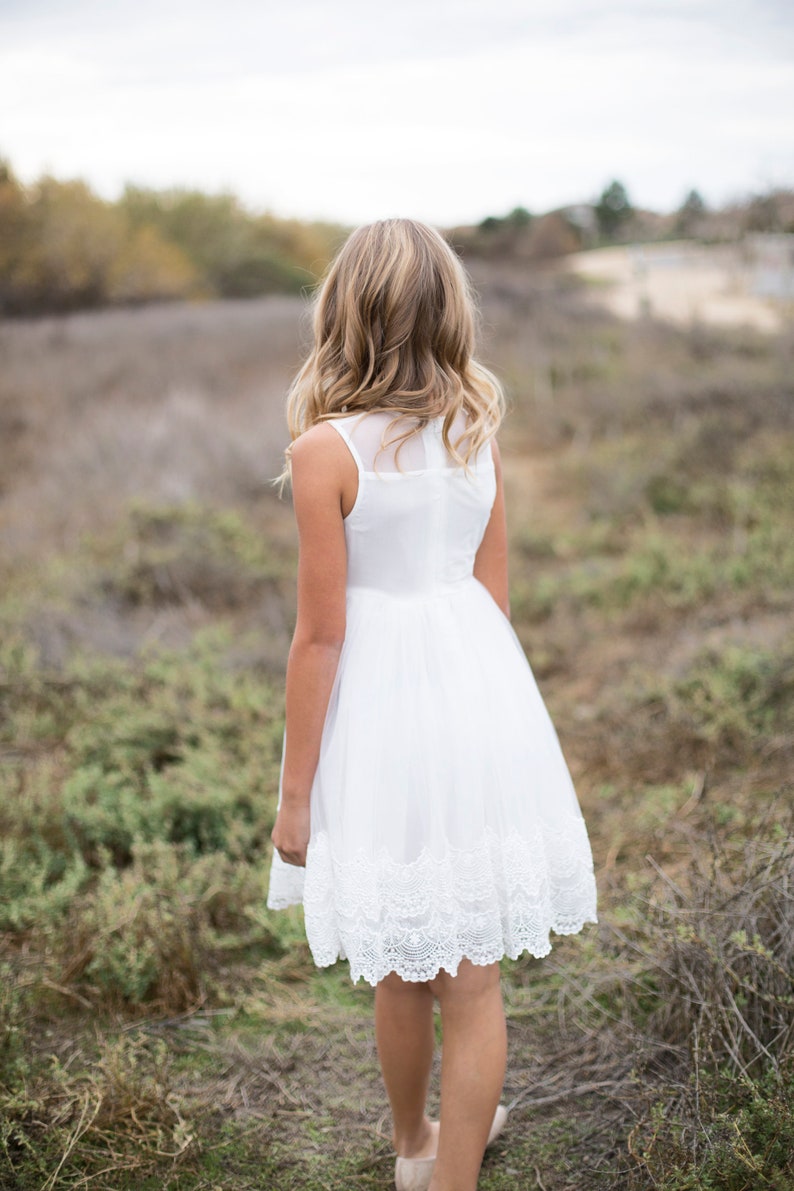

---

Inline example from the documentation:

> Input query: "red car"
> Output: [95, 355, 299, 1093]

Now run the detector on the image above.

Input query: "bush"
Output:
[1, 1028, 194, 1188]
[629, 1065, 794, 1189]
[644, 828, 794, 1075]
[0, 629, 285, 1006]
[59, 839, 272, 1008]
[93, 502, 286, 611]
[0, 963, 28, 1092]
[640, 640, 794, 769]
[0, 154, 344, 316]
[621, 823, 794, 1187]
[0, 172, 200, 315]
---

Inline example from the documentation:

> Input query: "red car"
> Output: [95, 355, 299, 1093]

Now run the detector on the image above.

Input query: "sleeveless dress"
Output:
[267, 410, 597, 985]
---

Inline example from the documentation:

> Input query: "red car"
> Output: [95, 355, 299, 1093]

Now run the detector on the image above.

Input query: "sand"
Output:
[566, 241, 790, 333]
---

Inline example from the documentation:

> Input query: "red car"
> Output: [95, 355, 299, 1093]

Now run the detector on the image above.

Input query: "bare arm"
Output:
[473, 439, 510, 619]
[271, 424, 352, 866]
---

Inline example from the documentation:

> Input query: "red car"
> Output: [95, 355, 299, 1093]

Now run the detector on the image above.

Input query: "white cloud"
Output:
[1, 0, 792, 224]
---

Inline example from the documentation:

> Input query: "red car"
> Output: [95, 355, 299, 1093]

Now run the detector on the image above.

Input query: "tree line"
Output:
[2, 160, 791, 318]
[0, 158, 345, 317]
[464, 179, 794, 259]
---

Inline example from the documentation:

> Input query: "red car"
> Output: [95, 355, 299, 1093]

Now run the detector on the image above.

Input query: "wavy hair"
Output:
[282, 218, 504, 475]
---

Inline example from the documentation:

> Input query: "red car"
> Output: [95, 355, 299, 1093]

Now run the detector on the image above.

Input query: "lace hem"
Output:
[283, 822, 598, 986]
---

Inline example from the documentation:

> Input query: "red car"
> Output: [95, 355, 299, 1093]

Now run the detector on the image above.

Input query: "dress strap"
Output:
[327, 417, 366, 473]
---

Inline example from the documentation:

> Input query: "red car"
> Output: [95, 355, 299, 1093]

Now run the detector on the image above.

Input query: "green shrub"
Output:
[630, 1066, 794, 1189]
[0, 835, 90, 931]
[59, 837, 276, 1009]
[1, 1029, 194, 1187]
[645, 472, 694, 515]
[0, 624, 289, 1006]
[0, 964, 28, 1091]
[92, 502, 286, 611]
[665, 641, 794, 759]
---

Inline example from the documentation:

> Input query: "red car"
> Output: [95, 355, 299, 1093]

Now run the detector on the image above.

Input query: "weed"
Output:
[1, 1030, 195, 1190]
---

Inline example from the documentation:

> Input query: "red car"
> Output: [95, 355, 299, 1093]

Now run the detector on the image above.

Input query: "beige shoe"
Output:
[394, 1105, 508, 1191]
[487, 1103, 509, 1146]
[395, 1155, 435, 1191]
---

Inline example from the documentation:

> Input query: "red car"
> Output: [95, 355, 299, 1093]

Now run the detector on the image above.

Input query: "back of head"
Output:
[286, 218, 504, 466]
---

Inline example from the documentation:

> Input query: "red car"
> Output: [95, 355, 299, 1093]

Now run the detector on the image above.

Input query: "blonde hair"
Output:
[282, 219, 504, 476]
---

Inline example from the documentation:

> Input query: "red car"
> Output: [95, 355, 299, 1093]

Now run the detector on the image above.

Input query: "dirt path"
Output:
[566, 241, 789, 332]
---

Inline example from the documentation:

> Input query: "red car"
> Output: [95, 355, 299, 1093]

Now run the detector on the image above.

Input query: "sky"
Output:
[1, 0, 793, 226]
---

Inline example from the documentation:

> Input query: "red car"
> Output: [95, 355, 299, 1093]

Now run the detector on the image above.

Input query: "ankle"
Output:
[393, 1115, 438, 1159]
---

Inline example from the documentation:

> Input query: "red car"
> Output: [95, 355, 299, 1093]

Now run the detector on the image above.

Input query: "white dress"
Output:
[267, 410, 597, 985]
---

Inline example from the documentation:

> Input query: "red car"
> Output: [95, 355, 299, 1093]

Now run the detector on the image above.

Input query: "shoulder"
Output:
[288, 421, 359, 513]
[290, 421, 355, 476]
[290, 420, 344, 461]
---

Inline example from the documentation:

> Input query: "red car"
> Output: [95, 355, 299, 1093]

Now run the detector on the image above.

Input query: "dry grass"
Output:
[0, 296, 303, 565]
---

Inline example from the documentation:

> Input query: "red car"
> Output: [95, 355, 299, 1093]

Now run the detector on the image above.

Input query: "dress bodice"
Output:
[327, 411, 497, 598]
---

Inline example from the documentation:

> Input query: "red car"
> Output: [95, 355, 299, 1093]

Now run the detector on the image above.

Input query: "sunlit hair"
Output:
[281, 218, 504, 479]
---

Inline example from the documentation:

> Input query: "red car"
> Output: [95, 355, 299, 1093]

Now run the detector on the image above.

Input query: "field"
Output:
[1, 259, 792, 1191]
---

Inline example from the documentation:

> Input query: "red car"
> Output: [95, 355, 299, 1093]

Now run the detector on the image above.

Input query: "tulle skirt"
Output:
[267, 577, 597, 985]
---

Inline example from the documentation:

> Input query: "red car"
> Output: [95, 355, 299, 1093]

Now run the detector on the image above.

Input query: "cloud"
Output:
[1, 0, 792, 223]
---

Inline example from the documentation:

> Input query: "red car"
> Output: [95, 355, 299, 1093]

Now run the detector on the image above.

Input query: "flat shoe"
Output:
[395, 1155, 435, 1191]
[487, 1103, 509, 1147]
[394, 1105, 509, 1190]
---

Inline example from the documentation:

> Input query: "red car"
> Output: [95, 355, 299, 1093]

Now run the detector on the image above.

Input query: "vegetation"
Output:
[0, 157, 345, 316]
[675, 188, 708, 237]
[118, 186, 342, 300]
[460, 184, 794, 260]
[594, 179, 635, 241]
[0, 258, 792, 1188]
[5, 150, 793, 322]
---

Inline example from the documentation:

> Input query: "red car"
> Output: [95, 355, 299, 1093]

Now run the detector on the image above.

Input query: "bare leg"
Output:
[427, 960, 507, 1191]
[375, 972, 439, 1159]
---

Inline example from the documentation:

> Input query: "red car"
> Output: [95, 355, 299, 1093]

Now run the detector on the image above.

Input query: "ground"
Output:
[566, 240, 791, 333]
[1, 252, 792, 1189]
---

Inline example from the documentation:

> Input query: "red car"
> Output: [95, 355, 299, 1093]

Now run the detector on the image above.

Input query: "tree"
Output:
[119, 186, 340, 298]
[676, 188, 707, 237]
[25, 178, 127, 310]
[744, 193, 782, 234]
[0, 155, 344, 314]
[0, 161, 32, 313]
[108, 224, 199, 304]
[595, 180, 633, 242]
[506, 206, 532, 228]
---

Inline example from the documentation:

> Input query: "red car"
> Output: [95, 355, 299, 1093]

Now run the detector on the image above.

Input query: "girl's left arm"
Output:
[473, 439, 510, 619]
[271, 425, 350, 867]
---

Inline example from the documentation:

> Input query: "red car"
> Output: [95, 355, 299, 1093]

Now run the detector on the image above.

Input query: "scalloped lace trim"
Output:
[281, 820, 597, 986]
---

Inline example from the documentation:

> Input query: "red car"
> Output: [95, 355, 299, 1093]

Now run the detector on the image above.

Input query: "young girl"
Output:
[267, 219, 597, 1191]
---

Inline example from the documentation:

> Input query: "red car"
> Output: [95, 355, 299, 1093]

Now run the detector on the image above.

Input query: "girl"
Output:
[268, 219, 597, 1191]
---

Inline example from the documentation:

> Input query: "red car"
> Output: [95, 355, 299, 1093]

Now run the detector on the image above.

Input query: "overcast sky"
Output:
[1, 0, 793, 225]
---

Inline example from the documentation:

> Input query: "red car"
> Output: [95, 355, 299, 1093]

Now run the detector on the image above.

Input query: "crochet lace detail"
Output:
[289, 817, 598, 986]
